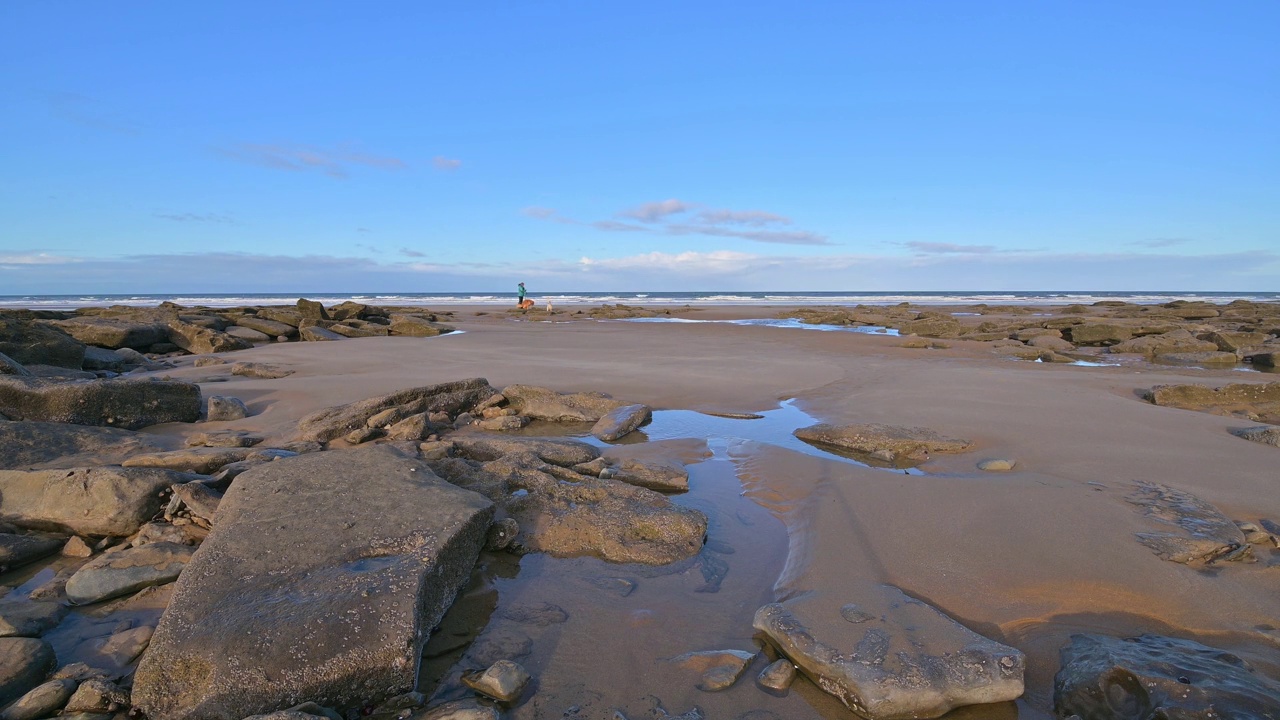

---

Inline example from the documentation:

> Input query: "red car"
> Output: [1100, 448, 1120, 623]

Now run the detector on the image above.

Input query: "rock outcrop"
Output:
[0, 421, 179, 470]
[295, 378, 494, 443]
[1128, 483, 1252, 564]
[0, 466, 198, 536]
[1145, 381, 1280, 424]
[501, 384, 627, 422]
[794, 423, 973, 466]
[65, 541, 195, 605]
[1054, 634, 1280, 719]
[0, 377, 201, 430]
[754, 586, 1025, 719]
[132, 445, 494, 720]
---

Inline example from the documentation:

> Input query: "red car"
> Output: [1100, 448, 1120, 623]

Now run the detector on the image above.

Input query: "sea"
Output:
[0, 290, 1276, 311]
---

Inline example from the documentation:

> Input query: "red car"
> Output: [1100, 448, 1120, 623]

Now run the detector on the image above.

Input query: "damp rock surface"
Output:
[793, 423, 973, 465]
[1053, 634, 1280, 719]
[753, 585, 1025, 720]
[1128, 483, 1252, 564]
[132, 444, 494, 720]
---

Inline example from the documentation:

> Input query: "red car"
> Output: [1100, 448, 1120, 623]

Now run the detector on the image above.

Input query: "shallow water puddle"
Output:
[418, 403, 964, 719]
[617, 317, 901, 335]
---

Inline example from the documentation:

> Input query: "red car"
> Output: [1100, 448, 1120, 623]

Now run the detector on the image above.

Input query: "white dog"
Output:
[546, 299, 554, 313]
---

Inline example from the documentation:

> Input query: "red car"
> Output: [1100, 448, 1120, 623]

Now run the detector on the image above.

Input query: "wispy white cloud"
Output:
[218, 143, 407, 178]
[1129, 238, 1191, 248]
[400, 248, 427, 258]
[618, 199, 693, 223]
[905, 241, 997, 254]
[432, 156, 462, 171]
[154, 212, 237, 224]
[0, 251, 80, 266]
[579, 250, 760, 274]
[666, 224, 828, 246]
[694, 209, 792, 227]
[591, 220, 646, 232]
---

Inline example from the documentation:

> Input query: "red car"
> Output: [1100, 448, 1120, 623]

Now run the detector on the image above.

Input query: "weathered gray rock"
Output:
[47, 317, 169, 350]
[187, 430, 264, 448]
[1231, 425, 1280, 447]
[451, 436, 601, 467]
[1054, 634, 1280, 719]
[0, 533, 63, 572]
[63, 679, 129, 714]
[0, 420, 180, 471]
[230, 362, 293, 379]
[754, 586, 1025, 719]
[757, 659, 797, 693]
[977, 459, 1016, 472]
[170, 481, 222, 523]
[1145, 381, 1280, 424]
[591, 404, 652, 441]
[167, 320, 253, 355]
[0, 466, 197, 536]
[0, 678, 77, 720]
[414, 699, 501, 720]
[386, 413, 433, 441]
[207, 395, 249, 421]
[1108, 330, 1218, 356]
[1066, 323, 1133, 346]
[388, 314, 454, 337]
[79, 346, 124, 372]
[430, 455, 706, 565]
[299, 325, 344, 342]
[0, 319, 84, 369]
[0, 600, 67, 638]
[327, 322, 388, 339]
[0, 638, 56, 706]
[501, 384, 627, 422]
[65, 541, 195, 605]
[224, 326, 271, 343]
[1204, 331, 1270, 353]
[132, 445, 494, 720]
[230, 316, 297, 339]
[296, 298, 330, 320]
[474, 415, 529, 431]
[0, 352, 31, 377]
[794, 423, 973, 466]
[295, 378, 494, 443]
[1027, 335, 1075, 352]
[122, 446, 294, 474]
[0, 377, 201, 430]
[610, 458, 689, 493]
[671, 650, 756, 692]
[1129, 483, 1252, 564]
[460, 660, 530, 703]
[1157, 351, 1239, 366]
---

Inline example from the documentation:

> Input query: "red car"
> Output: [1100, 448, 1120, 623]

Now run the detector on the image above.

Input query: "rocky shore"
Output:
[2, 298, 1279, 720]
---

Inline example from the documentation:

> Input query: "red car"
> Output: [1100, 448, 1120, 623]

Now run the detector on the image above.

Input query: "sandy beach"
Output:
[3, 301, 1279, 719]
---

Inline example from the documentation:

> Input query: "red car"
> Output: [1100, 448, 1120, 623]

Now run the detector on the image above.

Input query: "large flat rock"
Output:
[46, 317, 170, 350]
[1145, 381, 1280, 424]
[794, 423, 973, 466]
[0, 466, 198, 536]
[295, 378, 494, 443]
[1128, 483, 1251, 564]
[501, 384, 627, 422]
[754, 586, 1025, 719]
[0, 421, 180, 470]
[132, 445, 494, 720]
[0, 377, 201, 430]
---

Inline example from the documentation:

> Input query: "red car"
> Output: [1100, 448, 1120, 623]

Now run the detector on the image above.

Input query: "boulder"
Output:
[0, 318, 85, 369]
[0, 678, 77, 720]
[1231, 425, 1280, 447]
[1066, 324, 1132, 346]
[0, 466, 198, 536]
[0, 352, 31, 377]
[610, 458, 689, 493]
[298, 325, 345, 342]
[451, 437, 600, 467]
[167, 320, 253, 355]
[754, 586, 1025, 719]
[327, 323, 386, 339]
[80, 346, 125, 372]
[230, 316, 297, 339]
[1145, 381, 1280, 424]
[430, 455, 706, 565]
[899, 318, 962, 338]
[1246, 350, 1277, 368]
[501, 384, 627, 422]
[132, 445, 494, 720]
[295, 298, 330, 320]
[0, 421, 179, 470]
[122, 447, 295, 474]
[207, 395, 249, 421]
[1205, 331, 1270, 353]
[1129, 483, 1252, 564]
[670, 649, 756, 692]
[257, 308, 303, 327]
[388, 314, 454, 337]
[1107, 330, 1218, 356]
[0, 600, 67, 638]
[224, 326, 271, 343]
[460, 660, 531, 703]
[1027, 335, 1075, 352]
[591, 404, 652, 441]
[231, 362, 293, 380]
[295, 378, 494, 443]
[0, 533, 64, 572]
[46, 317, 169, 350]
[65, 542, 195, 605]
[757, 658, 797, 693]
[1054, 634, 1280, 719]
[1156, 351, 1239, 366]
[0, 377, 201, 430]
[0, 639, 56, 707]
[63, 679, 129, 714]
[794, 423, 973, 466]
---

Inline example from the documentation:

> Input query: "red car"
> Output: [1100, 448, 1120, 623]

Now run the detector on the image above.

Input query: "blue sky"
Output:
[2, 1, 1277, 293]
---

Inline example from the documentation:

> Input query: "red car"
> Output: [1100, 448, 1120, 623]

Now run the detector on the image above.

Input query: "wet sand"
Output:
[26, 304, 1280, 718]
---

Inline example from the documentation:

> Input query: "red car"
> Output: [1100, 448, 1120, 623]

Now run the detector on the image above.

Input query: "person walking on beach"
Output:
[517, 282, 526, 307]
